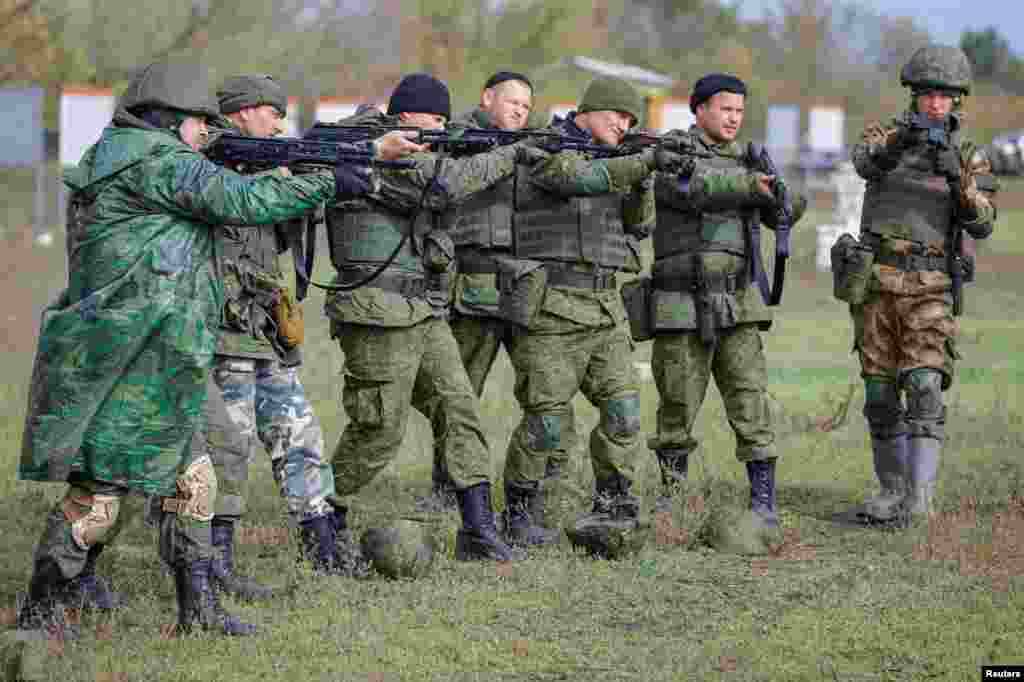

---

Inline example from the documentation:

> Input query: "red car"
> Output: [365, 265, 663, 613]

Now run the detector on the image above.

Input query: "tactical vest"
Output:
[860, 132, 958, 246]
[442, 173, 515, 251]
[653, 153, 749, 263]
[511, 167, 641, 273]
[325, 200, 431, 277]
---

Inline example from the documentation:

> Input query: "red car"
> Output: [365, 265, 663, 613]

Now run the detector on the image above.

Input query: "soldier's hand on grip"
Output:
[374, 131, 428, 161]
[511, 140, 553, 165]
[333, 164, 376, 200]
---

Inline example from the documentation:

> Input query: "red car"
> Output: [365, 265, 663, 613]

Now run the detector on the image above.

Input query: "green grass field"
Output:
[0, 178, 1022, 680]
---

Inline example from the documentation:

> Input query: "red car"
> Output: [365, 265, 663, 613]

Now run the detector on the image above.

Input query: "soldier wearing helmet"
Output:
[839, 46, 998, 525]
[15, 60, 412, 638]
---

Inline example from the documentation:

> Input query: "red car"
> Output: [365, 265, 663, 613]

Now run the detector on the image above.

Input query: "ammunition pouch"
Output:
[272, 288, 305, 350]
[620, 276, 653, 342]
[495, 257, 548, 328]
[423, 230, 455, 274]
[337, 270, 429, 298]
[830, 233, 875, 304]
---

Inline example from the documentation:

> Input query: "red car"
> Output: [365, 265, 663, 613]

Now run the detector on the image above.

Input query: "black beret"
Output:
[387, 73, 451, 120]
[690, 73, 747, 113]
[483, 71, 533, 93]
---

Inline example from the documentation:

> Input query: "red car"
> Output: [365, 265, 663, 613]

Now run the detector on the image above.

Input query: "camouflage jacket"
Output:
[214, 119, 294, 360]
[514, 112, 656, 333]
[650, 126, 805, 333]
[851, 110, 997, 296]
[20, 109, 335, 494]
[324, 110, 524, 328]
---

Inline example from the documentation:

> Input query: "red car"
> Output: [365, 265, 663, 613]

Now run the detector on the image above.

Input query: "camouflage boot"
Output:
[60, 544, 123, 611]
[654, 448, 690, 513]
[863, 435, 908, 523]
[455, 482, 525, 562]
[210, 519, 274, 601]
[746, 458, 779, 528]
[174, 558, 257, 637]
[904, 437, 941, 518]
[502, 481, 558, 547]
[16, 557, 80, 640]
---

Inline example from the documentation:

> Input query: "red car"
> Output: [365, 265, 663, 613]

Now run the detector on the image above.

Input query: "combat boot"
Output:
[210, 519, 275, 601]
[592, 473, 641, 520]
[455, 482, 525, 562]
[905, 437, 941, 518]
[16, 557, 80, 640]
[654, 448, 690, 513]
[863, 435, 908, 523]
[174, 558, 257, 637]
[502, 481, 558, 547]
[60, 543, 123, 611]
[746, 458, 779, 528]
[299, 515, 343, 574]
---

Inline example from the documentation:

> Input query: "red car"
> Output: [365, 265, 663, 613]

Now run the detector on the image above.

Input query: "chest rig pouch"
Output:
[830, 233, 875, 304]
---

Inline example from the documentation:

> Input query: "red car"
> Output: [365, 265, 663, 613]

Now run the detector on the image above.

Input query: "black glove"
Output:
[935, 147, 962, 183]
[333, 164, 375, 200]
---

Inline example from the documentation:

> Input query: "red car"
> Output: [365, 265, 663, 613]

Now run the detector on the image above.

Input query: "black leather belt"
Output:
[653, 272, 743, 294]
[546, 267, 617, 290]
[338, 271, 428, 297]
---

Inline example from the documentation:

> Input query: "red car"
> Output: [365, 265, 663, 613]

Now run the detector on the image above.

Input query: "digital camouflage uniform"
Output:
[648, 127, 806, 513]
[846, 46, 997, 521]
[18, 61, 338, 636]
[501, 91, 662, 538]
[324, 100, 534, 562]
[206, 74, 339, 588]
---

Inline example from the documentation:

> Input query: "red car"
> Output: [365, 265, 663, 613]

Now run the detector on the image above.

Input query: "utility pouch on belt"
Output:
[830, 233, 875, 304]
[496, 257, 548, 328]
[272, 287, 305, 349]
[620, 276, 653, 342]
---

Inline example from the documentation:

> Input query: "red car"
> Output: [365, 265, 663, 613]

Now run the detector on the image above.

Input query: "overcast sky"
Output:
[736, 0, 1024, 54]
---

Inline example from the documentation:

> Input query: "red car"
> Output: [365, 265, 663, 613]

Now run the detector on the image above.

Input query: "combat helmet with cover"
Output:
[119, 60, 220, 120]
[359, 519, 436, 579]
[900, 45, 972, 95]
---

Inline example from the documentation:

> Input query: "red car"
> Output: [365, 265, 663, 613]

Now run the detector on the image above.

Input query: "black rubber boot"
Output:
[175, 558, 257, 637]
[502, 481, 558, 547]
[210, 519, 275, 602]
[455, 482, 525, 562]
[746, 458, 779, 528]
[654, 448, 690, 512]
[61, 543, 123, 611]
[299, 515, 341, 573]
[17, 557, 79, 639]
[592, 474, 640, 520]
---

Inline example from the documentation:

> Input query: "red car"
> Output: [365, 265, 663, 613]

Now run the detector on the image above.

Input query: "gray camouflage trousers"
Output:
[207, 355, 335, 522]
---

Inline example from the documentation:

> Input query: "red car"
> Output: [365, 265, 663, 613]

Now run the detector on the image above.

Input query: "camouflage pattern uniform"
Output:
[206, 75, 338, 588]
[648, 126, 805, 523]
[847, 46, 997, 521]
[18, 61, 339, 636]
[501, 82, 664, 536]
[325, 101, 536, 562]
[431, 107, 580, 506]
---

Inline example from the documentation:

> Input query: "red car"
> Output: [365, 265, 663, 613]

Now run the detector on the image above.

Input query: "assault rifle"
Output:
[304, 122, 664, 158]
[203, 131, 415, 172]
[746, 144, 794, 306]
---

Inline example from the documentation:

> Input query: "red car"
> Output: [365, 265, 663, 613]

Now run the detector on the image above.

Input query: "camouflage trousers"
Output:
[207, 355, 334, 523]
[504, 321, 642, 486]
[330, 318, 492, 497]
[32, 455, 217, 581]
[649, 324, 775, 462]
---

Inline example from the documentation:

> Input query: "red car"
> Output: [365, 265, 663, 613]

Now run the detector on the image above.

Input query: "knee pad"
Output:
[524, 412, 563, 452]
[175, 454, 218, 522]
[602, 393, 642, 439]
[862, 376, 906, 439]
[903, 369, 945, 438]
[63, 486, 122, 551]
